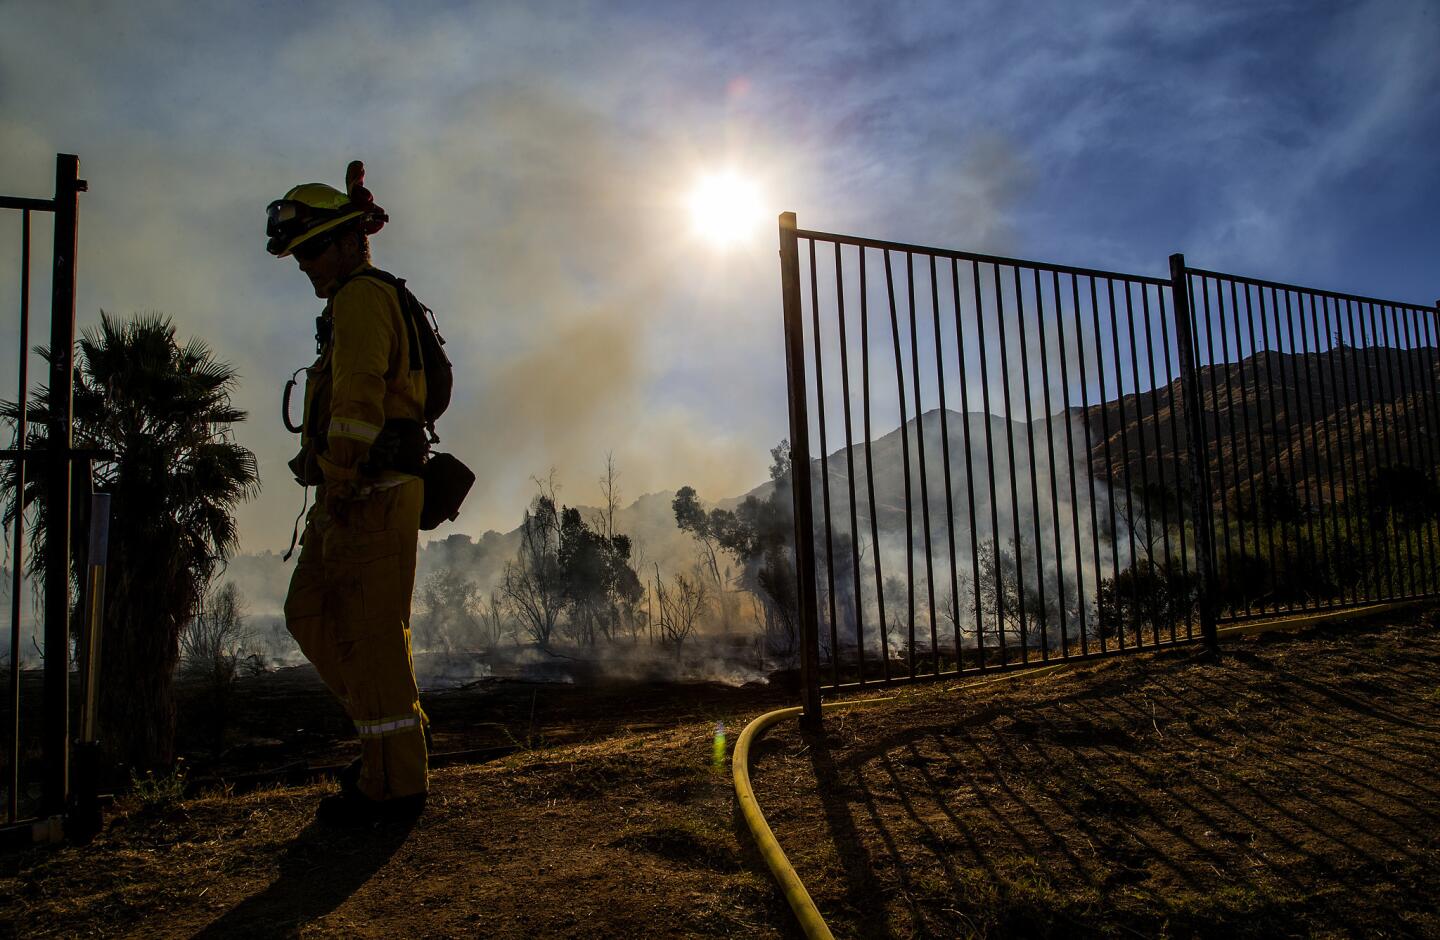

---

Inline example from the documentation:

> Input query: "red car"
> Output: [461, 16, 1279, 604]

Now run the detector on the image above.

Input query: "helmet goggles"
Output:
[266, 199, 354, 256]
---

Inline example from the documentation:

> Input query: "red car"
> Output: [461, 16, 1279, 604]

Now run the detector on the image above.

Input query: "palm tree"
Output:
[2, 312, 259, 771]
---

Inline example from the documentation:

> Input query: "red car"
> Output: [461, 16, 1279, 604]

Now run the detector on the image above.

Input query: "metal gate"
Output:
[779, 213, 1439, 726]
[1, 154, 88, 833]
[1178, 262, 1440, 623]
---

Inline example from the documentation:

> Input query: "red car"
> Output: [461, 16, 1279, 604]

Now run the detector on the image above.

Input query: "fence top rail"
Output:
[1185, 265, 1437, 314]
[0, 196, 55, 213]
[794, 226, 1172, 288]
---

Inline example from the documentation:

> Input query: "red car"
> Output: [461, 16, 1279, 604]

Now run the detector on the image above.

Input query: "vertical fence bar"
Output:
[1092, 277, 1120, 651]
[1157, 287, 1191, 638]
[1282, 289, 1320, 608]
[1313, 291, 1345, 605]
[1319, 296, 1359, 604]
[1214, 278, 1245, 616]
[1402, 304, 1433, 594]
[1352, 297, 1386, 603]
[1082, 274, 1111, 647]
[1386, 303, 1424, 595]
[1407, 305, 1440, 592]
[1376, 300, 1408, 599]
[1055, 272, 1087, 655]
[1231, 281, 1261, 614]
[42, 154, 81, 815]
[883, 252, 917, 679]
[1193, 277, 1221, 612]
[1226, 281, 1253, 615]
[906, 254, 939, 675]
[1198, 277, 1231, 618]
[1269, 288, 1301, 610]
[1349, 298, 1391, 600]
[1398, 306, 1431, 593]
[1303, 292, 1342, 606]
[997, 266, 1027, 662]
[1376, 301, 1409, 599]
[833, 244, 866, 685]
[8, 209, 32, 824]
[1079, 277, 1106, 651]
[1018, 269, 1049, 659]
[806, 239, 840, 688]
[1242, 286, 1277, 613]
[1107, 278, 1137, 650]
[1290, 288, 1318, 607]
[1035, 270, 1066, 659]
[1170, 256, 1219, 653]
[1142, 285, 1175, 640]
[1393, 305, 1430, 594]
[1388, 302, 1420, 597]
[976, 263, 1005, 666]
[778, 213, 822, 729]
[930, 257, 962, 671]
[860, 250, 890, 683]
[1420, 305, 1440, 592]
[1120, 281, 1148, 644]
[1371, 301, 1412, 597]
[1267, 287, 1301, 607]
[1376, 301, 1407, 598]
[1284, 287, 1319, 607]
[1351, 297, 1385, 603]
[953, 261, 985, 668]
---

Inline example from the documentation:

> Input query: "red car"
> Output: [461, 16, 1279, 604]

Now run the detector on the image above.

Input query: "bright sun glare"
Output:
[688, 170, 762, 248]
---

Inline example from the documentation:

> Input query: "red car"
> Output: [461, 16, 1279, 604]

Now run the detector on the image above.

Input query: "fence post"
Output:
[42, 154, 82, 815]
[779, 212, 823, 730]
[8, 209, 32, 825]
[1168, 253, 1220, 655]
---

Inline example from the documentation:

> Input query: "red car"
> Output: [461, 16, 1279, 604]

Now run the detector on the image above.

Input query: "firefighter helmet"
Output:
[266, 161, 387, 258]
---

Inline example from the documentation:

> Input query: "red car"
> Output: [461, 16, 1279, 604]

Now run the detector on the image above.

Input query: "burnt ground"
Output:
[1, 611, 1438, 938]
[171, 658, 799, 788]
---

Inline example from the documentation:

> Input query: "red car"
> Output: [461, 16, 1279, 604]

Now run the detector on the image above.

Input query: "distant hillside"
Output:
[766, 408, 1104, 555]
[1075, 344, 1440, 506]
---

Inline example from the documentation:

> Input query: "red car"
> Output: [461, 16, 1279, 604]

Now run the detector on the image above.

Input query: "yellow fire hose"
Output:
[733, 604, 1411, 938]
[732, 664, 1070, 939]
[732, 703, 834, 939]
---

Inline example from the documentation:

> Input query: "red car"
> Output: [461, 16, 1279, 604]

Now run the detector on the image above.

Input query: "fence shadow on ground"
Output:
[793, 636, 1440, 937]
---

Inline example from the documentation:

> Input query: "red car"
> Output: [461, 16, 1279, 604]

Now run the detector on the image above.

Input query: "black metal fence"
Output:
[778, 213, 1438, 722]
[1, 154, 86, 830]
[1182, 268, 1440, 621]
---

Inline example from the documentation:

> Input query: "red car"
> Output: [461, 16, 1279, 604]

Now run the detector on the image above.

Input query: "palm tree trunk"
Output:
[99, 581, 184, 771]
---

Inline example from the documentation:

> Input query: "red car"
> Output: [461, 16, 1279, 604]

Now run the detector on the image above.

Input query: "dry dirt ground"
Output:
[2, 610, 1437, 938]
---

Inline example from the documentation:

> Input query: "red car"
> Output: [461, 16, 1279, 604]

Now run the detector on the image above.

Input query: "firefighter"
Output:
[269, 162, 429, 826]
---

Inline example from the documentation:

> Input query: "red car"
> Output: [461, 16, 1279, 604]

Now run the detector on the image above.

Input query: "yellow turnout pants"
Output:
[284, 477, 428, 801]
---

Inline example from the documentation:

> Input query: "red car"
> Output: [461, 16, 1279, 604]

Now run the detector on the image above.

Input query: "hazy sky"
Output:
[1, 0, 1436, 554]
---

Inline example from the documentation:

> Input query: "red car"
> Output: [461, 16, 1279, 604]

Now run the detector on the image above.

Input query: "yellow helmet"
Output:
[266, 162, 387, 257]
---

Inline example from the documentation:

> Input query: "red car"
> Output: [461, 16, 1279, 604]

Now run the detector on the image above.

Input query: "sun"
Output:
[687, 170, 763, 248]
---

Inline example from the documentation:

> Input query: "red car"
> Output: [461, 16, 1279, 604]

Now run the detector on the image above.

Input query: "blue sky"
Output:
[1, 0, 1436, 553]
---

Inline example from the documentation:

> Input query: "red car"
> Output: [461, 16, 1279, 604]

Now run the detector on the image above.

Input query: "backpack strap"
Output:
[336, 267, 424, 371]
[332, 266, 439, 442]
